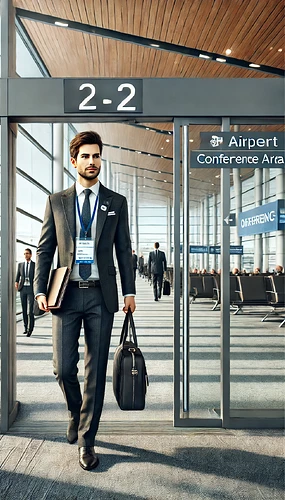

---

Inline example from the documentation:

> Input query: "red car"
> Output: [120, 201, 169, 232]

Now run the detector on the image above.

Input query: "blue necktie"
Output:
[79, 189, 92, 280]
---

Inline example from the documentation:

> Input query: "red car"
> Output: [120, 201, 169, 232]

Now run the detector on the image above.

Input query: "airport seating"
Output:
[232, 275, 271, 315]
[262, 275, 285, 327]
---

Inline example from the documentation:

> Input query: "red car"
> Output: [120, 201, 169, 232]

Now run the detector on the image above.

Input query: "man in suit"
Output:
[148, 242, 167, 301]
[132, 250, 138, 281]
[35, 131, 136, 471]
[15, 248, 35, 336]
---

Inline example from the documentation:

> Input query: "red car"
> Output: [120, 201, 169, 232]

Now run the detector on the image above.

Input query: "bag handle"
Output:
[119, 309, 138, 347]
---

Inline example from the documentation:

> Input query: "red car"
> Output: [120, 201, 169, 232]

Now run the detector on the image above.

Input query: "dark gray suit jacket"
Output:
[148, 250, 167, 276]
[15, 261, 35, 292]
[34, 183, 135, 313]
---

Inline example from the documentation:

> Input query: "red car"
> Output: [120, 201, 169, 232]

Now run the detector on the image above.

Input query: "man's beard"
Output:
[79, 168, 100, 180]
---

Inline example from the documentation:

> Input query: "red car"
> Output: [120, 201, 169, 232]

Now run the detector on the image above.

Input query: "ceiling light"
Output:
[164, 180, 167, 183]
[212, 183, 214, 186]
[158, 171, 161, 173]
[225, 49, 232, 55]
[150, 43, 160, 48]
[161, 147, 164, 150]
[146, 127, 150, 130]
[161, 156, 164, 158]
[189, 139, 194, 142]
[168, 131, 172, 135]
[136, 151, 142, 154]
[269, 47, 273, 50]
[278, 48, 283, 52]
[55, 21, 69, 27]
[189, 171, 192, 175]
[150, 129, 156, 132]
[216, 58, 226, 63]
[147, 154, 151, 156]
[166, 139, 170, 142]
[215, 175, 220, 178]
[249, 63, 260, 68]
[199, 54, 211, 59]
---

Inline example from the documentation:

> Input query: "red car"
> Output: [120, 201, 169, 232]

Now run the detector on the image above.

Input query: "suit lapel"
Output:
[61, 185, 76, 240]
[95, 184, 113, 248]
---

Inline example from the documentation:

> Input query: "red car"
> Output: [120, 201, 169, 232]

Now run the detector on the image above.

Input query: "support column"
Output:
[200, 200, 204, 270]
[275, 169, 285, 267]
[53, 123, 64, 193]
[106, 160, 112, 189]
[254, 168, 263, 270]
[133, 173, 138, 254]
[100, 159, 107, 186]
[263, 168, 270, 272]
[204, 196, 209, 271]
[212, 193, 218, 270]
[1, 0, 19, 433]
[233, 169, 242, 270]
[167, 198, 172, 264]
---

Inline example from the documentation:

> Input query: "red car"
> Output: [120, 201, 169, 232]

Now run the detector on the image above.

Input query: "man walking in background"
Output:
[15, 248, 35, 336]
[148, 242, 167, 301]
[132, 249, 138, 281]
[35, 130, 135, 471]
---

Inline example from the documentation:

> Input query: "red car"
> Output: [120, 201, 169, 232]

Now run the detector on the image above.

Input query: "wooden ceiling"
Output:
[14, 0, 285, 205]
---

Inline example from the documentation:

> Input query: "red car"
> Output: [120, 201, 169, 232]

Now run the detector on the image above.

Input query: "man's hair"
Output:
[24, 248, 32, 254]
[154, 242, 160, 249]
[70, 131, 103, 159]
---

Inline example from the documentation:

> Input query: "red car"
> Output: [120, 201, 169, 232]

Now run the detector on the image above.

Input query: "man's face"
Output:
[24, 251, 31, 261]
[71, 144, 101, 183]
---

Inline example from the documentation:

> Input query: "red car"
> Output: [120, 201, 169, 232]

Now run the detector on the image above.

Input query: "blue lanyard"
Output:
[76, 193, 99, 238]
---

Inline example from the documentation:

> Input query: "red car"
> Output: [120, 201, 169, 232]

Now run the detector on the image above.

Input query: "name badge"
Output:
[75, 238, 94, 264]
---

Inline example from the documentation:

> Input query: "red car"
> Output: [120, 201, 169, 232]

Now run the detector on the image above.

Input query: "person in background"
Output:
[148, 242, 167, 301]
[231, 267, 240, 276]
[210, 269, 217, 275]
[15, 248, 35, 337]
[253, 267, 261, 275]
[275, 265, 284, 275]
[34, 130, 135, 471]
[138, 253, 144, 277]
[132, 250, 138, 281]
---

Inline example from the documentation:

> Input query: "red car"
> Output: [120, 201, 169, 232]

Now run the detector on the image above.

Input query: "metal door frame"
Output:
[173, 118, 284, 429]
[1, 0, 284, 432]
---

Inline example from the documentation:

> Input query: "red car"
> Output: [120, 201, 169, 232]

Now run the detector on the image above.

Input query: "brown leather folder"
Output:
[46, 266, 71, 309]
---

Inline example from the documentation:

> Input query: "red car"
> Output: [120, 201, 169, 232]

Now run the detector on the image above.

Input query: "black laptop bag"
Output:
[113, 310, 149, 410]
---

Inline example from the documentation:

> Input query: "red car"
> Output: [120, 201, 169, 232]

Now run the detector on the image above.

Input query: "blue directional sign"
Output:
[189, 245, 208, 254]
[209, 245, 243, 255]
[238, 200, 285, 236]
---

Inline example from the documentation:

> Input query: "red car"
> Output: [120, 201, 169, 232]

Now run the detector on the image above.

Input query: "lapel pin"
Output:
[101, 205, 107, 211]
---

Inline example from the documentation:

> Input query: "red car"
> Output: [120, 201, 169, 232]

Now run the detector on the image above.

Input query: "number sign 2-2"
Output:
[64, 79, 143, 113]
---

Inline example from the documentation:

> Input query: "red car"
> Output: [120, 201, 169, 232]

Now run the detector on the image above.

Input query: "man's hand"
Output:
[15, 282, 19, 290]
[123, 296, 136, 313]
[37, 295, 50, 312]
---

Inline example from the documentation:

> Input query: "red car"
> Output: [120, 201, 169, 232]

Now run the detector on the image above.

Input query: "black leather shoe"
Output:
[26, 330, 32, 337]
[66, 418, 79, 444]
[79, 447, 99, 471]
[23, 330, 28, 335]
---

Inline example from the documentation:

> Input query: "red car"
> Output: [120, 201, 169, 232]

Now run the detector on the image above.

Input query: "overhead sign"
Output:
[190, 151, 285, 167]
[190, 132, 285, 168]
[199, 132, 284, 150]
[209, 245, 244, 255]
[189, 245, 208, 254]
[64, 79, 143, 113]
[238, 200, 285, 236]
